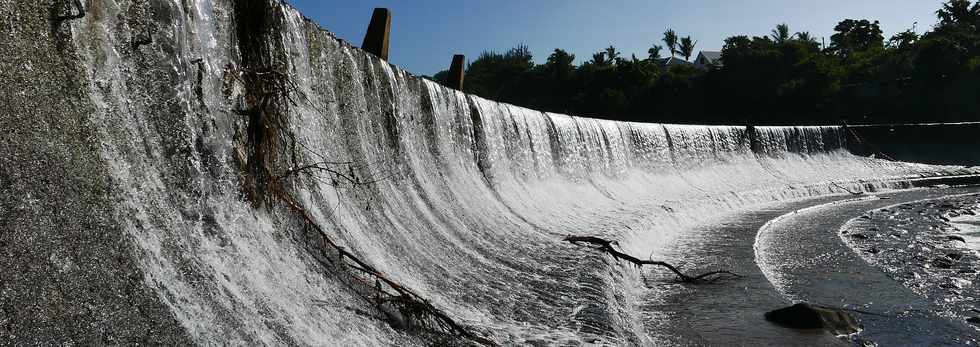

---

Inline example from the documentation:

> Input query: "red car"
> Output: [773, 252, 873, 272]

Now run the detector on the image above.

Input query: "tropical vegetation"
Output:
[431, 0, 980, 125]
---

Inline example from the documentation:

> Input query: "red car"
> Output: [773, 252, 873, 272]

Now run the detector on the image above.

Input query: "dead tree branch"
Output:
[564, 236, 741, 284]
[275, 191, 494, 346]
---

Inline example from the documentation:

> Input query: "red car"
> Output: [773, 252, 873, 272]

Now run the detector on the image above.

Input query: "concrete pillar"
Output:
[361, 8, 391, 60]
[447, 55, 465, 90]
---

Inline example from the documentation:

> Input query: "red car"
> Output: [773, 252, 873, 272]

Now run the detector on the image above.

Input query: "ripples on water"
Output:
[755, 190, 980, 345]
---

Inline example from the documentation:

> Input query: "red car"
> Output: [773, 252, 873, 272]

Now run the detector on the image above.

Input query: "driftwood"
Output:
[564, 236, 741, 284]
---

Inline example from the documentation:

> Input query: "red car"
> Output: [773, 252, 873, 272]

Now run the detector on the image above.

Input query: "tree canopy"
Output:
[430, 0, 980, 125]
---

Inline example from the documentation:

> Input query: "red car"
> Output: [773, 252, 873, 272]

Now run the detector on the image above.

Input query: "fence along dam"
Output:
[2, 0, 979, 345]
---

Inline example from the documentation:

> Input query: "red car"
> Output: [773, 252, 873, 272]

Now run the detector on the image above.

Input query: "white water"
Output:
[58, 0, 978, 344]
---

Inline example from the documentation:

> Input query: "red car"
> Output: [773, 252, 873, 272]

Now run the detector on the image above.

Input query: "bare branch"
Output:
[564, 236, 741, 284]
[276, 191, 494, 345]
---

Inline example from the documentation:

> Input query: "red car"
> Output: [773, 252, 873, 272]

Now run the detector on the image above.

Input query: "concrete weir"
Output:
[1, 0, 979, 345]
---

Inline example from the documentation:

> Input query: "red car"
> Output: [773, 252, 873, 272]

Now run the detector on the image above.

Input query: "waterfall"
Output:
[2, 0, 975, 345]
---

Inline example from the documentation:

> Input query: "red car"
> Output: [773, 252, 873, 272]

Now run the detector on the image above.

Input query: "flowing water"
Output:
[3, 0, 980, 344]
[757, 189, 980, 346]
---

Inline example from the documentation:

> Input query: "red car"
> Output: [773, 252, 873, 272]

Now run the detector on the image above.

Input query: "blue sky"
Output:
[286, 0, 948, 76]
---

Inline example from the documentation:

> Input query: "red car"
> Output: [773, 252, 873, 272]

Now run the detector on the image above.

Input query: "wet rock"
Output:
[850, 233, 869, 240]
[764, 303, 861, 335]
[865, 247, 881, 254]
[946, 252, 964, 261]
[932, 257, 955, 269]
[948, 235, 967, 243]
[939, 282, 960, 290]
[968, 317, 980, 325]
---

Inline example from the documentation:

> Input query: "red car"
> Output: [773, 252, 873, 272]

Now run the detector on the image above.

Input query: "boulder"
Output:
[765, 303, 861, 335]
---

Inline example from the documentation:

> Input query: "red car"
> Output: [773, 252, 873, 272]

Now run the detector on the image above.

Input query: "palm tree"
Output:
[648, 44, 663, 60]
[663, 29, 678, 58]
[679, 36, 697, 61]
[605, 46, 620, 63]
[590, 51, 608, 66]
[772, 23, 791, 44]
[795, 31, 816, 43]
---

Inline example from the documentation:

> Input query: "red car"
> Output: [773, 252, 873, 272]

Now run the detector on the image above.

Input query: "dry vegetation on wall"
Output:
[229, 1, 493, 344]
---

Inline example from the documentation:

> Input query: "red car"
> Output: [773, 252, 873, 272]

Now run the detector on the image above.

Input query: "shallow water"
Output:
[756, 188, 980, 346]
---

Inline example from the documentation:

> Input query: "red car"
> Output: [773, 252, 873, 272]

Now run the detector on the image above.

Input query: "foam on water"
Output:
[53, 0, 979, 344]
[951, 214, 980, 253]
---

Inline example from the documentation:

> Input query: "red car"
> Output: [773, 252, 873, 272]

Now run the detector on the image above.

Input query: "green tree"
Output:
[829, 19, 884, 58]
[663, 29, 678, 58]
[772, 23, 791, 44]
[936, 0, 980, 28]
[544, 49, 576, 78]
[464, 44, 535, 102]
[590, 51, 609, 66]
[605, 46, 621, 63]
[648, 44, 663, 60]
[887, 29, 918, 50]
[795, 31, 816, 44]
[679, 36, 697, 61]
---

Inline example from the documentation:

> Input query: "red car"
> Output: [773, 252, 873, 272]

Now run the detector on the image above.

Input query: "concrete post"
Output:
[448, 55, 465, 90]
[361, 8, 391, 60]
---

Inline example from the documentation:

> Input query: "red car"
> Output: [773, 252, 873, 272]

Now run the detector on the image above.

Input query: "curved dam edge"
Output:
[2, 0, 980, 345]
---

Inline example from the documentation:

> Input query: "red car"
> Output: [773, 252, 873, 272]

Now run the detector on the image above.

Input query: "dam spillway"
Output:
[1, 0, 978, 345]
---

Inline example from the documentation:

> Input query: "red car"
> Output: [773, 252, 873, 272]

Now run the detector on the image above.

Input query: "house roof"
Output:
[698, 51, 722, 61]
[657, 57, 693, 67]
[696, 51, 722, 66]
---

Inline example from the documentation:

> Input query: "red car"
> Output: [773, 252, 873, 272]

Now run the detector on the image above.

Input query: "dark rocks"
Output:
[932, 257, 956, 269]
[850, 233, 869, 240]
[948, 235, 967, 243]
[967, 317, 980, 325]
[946, 252, 964, 261]
[764, 303, 861, 335]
